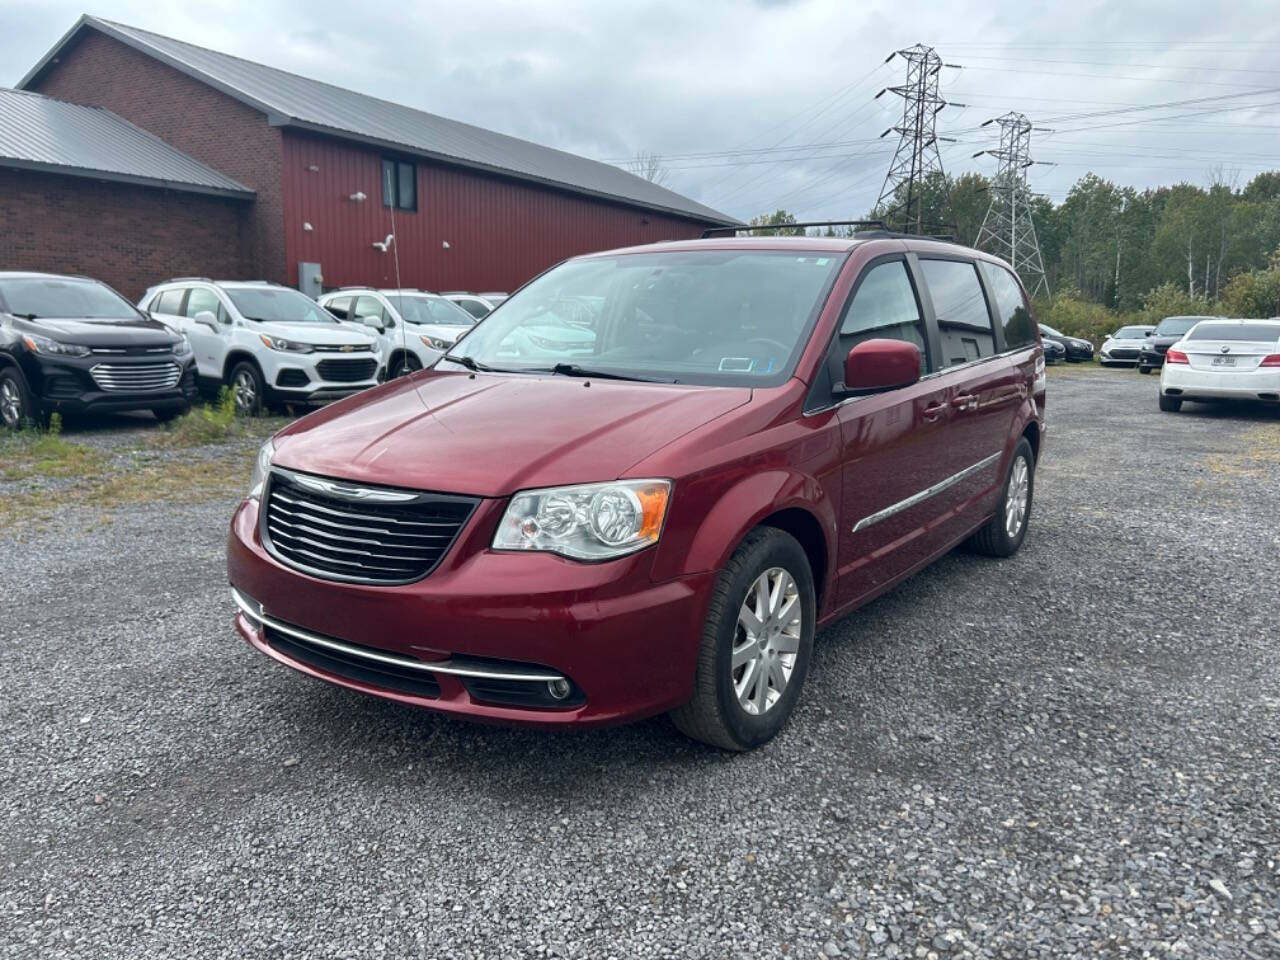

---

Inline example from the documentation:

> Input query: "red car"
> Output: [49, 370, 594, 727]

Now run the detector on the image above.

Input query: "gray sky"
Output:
[4, 0, 1278, 223]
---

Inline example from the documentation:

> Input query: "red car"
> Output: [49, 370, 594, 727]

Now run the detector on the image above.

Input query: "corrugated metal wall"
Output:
[281, 132, 711, 293]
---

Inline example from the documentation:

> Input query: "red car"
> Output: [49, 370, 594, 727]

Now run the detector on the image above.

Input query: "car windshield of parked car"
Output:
[445, 250, 843, 386]
[0, 277, 139, 321]
[1186, 323, 1280, 343]
[1040, 323, 1064, 337]
[1154, 316, 1200, 337]
[226, 287, 337, 324]
[390, 295, 476, 327]
[1113, 326, 1150, 340]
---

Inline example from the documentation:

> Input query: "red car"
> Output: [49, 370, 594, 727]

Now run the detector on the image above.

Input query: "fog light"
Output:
[547, 678, 571, 700]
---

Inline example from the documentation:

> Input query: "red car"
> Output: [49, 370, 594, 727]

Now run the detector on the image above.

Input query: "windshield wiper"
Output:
[547, 363, 674, 384]
[10, 312, 39, 320]
[443, 353, 502, 373]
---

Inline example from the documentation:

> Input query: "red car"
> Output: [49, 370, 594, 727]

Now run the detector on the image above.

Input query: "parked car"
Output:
[1138, 315, 1221, 373]
[1037, 323, 1093, 362]
[1158, 318, 1280, 412]
[1, 271, 196, 428]
[1099, 324, 1155, 366]
[141, 279, 381, 415]
[478, 292, 509, 306]
[228, 235, 1045, 750]
[1042, 338, 1067, 364]
[443, 292, 502, 320]
[318, 288, 476, 377]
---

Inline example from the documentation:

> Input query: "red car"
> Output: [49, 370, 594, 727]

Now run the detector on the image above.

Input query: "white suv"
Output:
[141, 279, 382, 414]
[317, 288, 477, 378]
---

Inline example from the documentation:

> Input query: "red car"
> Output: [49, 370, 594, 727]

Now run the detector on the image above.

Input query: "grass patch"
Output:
[0, 414, 108, 481]
[1204, 425, 1280, 478]
[157, 387, 240, 447]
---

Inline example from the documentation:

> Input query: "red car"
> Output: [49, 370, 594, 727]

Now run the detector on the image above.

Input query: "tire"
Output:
[1159, 394, 1182, 412]
[1138, 366, 1152, 375]
[966, 437, 1035, 558]
[228, 361, 266, 416]
[153, 405, 188, 423]
[0, 367, 42, 430]
[388, 352, 422, 379]
[669, 528, 816, 751]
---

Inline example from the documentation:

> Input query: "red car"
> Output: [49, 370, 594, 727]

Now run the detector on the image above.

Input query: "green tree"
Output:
[748, 208, 805, 236]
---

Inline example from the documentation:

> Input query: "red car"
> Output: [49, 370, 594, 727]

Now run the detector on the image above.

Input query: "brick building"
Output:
[6, 15, 737, 300]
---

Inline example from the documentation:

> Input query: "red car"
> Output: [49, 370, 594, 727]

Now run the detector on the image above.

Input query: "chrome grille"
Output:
[261, 469, 478, 584]
[316, 358, 378, 382]
[89, 362, 182, 393]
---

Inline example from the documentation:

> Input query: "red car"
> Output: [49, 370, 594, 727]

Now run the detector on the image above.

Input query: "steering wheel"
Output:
[744, 337, 790, 354]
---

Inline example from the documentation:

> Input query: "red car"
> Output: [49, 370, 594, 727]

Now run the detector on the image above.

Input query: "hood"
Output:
[272, 370, 752, 497]
[255, 320, 376, 346]
[1147, 334, 1182, 346]
[16, 315, 181, 348]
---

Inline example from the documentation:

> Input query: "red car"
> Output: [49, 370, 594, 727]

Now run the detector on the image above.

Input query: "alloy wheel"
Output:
[233, 370, 257, 414]
[1004, 454, 1030, 539]
[731, 566, 801, 715]
[0, 379, 23, 428]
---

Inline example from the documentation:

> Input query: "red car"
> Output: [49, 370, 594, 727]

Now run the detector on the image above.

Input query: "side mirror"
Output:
[192, 310, 220, 331]
[359, 315, 385, 333]
[842, 339, 921, 394]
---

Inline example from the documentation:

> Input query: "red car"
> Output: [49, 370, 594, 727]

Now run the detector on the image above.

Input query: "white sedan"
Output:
[1158, 318, 1280, 412]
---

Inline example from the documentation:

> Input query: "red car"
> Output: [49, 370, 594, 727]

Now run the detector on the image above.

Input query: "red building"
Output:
[11, 15, 737, 300]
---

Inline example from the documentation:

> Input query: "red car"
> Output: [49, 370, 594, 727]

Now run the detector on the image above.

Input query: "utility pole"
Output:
[973, 112, 1051, 298]
[874, 45, 962, 235]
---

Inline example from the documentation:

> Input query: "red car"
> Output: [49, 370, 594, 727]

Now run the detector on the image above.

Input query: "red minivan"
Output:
[227, 234, 1045, 750]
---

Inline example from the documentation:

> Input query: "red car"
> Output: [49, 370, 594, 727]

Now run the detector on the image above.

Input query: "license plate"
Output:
[1212, 356, 1236, 366]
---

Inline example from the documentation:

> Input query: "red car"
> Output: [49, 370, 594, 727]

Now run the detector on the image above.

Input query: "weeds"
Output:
[0, 413, 107, 481]
[157, 387, 240, 447]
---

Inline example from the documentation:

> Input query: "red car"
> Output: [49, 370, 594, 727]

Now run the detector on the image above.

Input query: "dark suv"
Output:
[1138, 315, 1222, 373]
[228, 235, 1045, 750]
[0, 272, 196, 428]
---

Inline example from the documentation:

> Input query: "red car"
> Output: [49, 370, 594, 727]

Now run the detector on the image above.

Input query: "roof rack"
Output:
[700, 219, 888, 238]
[165, 276, 213, 283]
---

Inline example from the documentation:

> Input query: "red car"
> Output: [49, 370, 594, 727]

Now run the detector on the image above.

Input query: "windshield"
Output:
[1039, 323, 1063, 337]
[1187, 323, 1280, 343]
[1113, 326, 1150, 340]
[1155, 316, 1204, 337]
[389, 295, 476, 327]
[225, 287, 337, 324]
[0, 277, 139, 321]
[446, 250, 844, 386]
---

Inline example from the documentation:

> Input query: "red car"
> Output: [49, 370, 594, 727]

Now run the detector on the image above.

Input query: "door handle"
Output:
[950, 394, 978, 411]
[922, 401, 948, 422]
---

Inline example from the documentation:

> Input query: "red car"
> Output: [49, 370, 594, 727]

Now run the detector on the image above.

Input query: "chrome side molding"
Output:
[851, 451, 1002, 533]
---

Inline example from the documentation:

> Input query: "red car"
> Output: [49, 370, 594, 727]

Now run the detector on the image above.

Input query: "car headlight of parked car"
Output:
[175, 335, 194, 357]
[493, 479, 671, 560]
[420, 334, 453, 351]
[258, 334, 314, 353]
[21, 333, 91, 358]
[248, 438, 275, 500]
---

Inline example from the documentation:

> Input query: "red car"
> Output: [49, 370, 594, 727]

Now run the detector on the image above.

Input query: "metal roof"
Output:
[0, 87, 253, 198]
[21, 16, 738, 226]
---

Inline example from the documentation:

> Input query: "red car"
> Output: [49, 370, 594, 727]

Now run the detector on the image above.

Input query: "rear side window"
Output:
[839, 260, 929, 372]
[979, 262, 1036, 350]
[1187, 323, 1280, 343]
[920, 259, 995, 366]
[324, 296, 352, 320]
[457, 298, 489, 319]
[155, 288, 186, 315]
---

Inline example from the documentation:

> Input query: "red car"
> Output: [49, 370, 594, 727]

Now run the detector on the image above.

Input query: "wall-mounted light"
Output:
[372, 233, 395, 252]
[442, 241, 451, 249]
[307, 164, 320, 172]
[349, 191, 367, 202]
[303, 222, 313, 232]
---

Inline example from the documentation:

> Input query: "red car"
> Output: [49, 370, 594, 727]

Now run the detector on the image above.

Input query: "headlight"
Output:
[420, 334, 453, 351]
[175, 335, 193, 357]
[21, 334, 90, 358]
[249, 438, 275, 499]
[493, 479, 671, 560]
[259, 334, 314, 353]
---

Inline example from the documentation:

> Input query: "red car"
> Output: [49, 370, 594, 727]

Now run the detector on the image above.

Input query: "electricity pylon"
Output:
[874, 45, 961, 235]
[974, 112, 1051, 297]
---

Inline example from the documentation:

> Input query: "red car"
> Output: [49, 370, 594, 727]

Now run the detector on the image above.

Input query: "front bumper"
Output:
[1099, 347, 1140, 364]
[1138, 348, 1167, 367]
[34, 354, 197, 414]
[263, 351, 382, 402]
[226, 496, 714, 727]
[1064, 343, 1094, 362]
[1161, 365, 1280, 401]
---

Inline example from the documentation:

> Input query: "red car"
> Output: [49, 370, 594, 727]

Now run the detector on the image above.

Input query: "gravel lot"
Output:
[2, 369, 1277, 959]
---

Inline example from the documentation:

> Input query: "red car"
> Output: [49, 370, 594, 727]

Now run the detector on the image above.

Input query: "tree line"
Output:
[749, 169, 1280, 340]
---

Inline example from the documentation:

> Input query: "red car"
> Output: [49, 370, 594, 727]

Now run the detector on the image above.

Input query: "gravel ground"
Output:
[2, 369, 1277, 959]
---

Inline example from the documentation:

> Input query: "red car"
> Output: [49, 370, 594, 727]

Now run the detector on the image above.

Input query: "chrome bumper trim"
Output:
[231, 588, 565, 683]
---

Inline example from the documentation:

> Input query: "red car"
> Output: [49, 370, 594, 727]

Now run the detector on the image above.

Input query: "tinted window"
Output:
[156, 288, 186, 316]
[981, 263, 1037, 350]
[185, 288, 227, 324]
[920, 259, 995, 366]
[1187, 323, 1280, 343]
[839, 260, 927, 372]
[324, 296, 352, 320]
[1154, 316, 1205, 337]
[382, 159, 416, 211]
[0, 277, 140, 321]
[456, 298, 490, 319]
